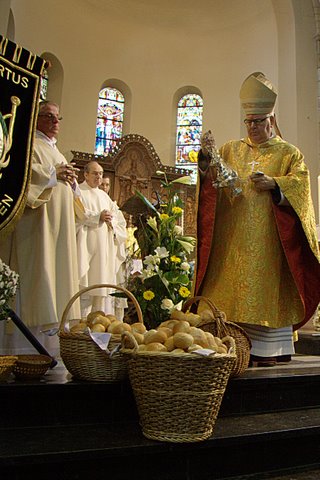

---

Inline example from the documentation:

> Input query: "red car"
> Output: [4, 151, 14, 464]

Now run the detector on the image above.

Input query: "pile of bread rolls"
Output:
[69, 307, 229, 356]
[122, 309, 230, 356]
[69, 311, 132, 335]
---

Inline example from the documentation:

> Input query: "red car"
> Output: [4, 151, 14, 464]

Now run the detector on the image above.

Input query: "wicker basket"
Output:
[182, 296, 252, 377]
[13, 354, 52, 379]
[59, 284, 143, 382]
[0, 355, 18, 382]
[121, 333, 236, 443]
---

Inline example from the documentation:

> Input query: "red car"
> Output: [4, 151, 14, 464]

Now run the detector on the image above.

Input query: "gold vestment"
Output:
[198, 136, 319, 329]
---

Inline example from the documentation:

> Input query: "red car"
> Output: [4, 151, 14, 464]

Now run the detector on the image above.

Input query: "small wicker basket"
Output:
[121, 332, 236, 443]
[0, 355, 18, 382]
[13, 354, 52, 379]
[182, 296, 252, 377]
[59, 284, 143, 382]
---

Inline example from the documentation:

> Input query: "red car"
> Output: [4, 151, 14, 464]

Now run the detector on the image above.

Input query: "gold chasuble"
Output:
[194, 136, 320, 331]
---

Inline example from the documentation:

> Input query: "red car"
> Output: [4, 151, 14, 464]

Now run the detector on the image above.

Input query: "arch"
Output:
[171, 86, 203, 165]
[100, 78, 132, 136]
[40, 52, 64, 107]
[173, 86, 203, 182]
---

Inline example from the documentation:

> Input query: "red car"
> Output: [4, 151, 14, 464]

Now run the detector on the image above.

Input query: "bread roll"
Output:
[173, 332, 194, 350]
[109, 322, 131, 335]
[170, 310, 187, 321]
[144, 329, 167, 345]
[199, 309, 214, 323]
[205, 332, 218, 350]
[92, 315, 111, 329]
[70, 322, 87, 333]
[171, 348, 185, 354]
[156, 326, 172, 338]
[131, 322, 147, 334]
[185, 312, 201, 326]
[132, 331, 145, 345]
[189, 327, 209, 348]
[107, 320, 123, 333]
[164, 336, 175, 352]
[188, 344, 203, 352]
[86, 310, 105, 326]
[172, 320, 191, 334]
[160, 319, 179, 329]
[145, 342, 167, 352]
[105, 314, 118, 323]
[137, 344, 147, 352]
[91, 323, 106, 333]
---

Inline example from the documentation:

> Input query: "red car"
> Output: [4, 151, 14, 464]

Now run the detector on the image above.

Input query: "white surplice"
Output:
[75, 181, 127, 317]
[0, 132, 80, 356]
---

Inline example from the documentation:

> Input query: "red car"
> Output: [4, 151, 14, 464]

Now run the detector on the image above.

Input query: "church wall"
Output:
[3, 0, 320, 216]
[8, 1, 276, 151]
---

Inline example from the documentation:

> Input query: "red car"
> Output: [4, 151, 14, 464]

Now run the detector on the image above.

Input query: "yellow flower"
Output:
[143, 290, 155, 301]
[172, 206, 183, 215]
[170, 255, 181, 264]
[160, 213, 169, 221]
[179, 286, 190, 298]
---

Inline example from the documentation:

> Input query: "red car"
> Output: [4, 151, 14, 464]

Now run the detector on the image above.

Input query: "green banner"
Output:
[0, 35, 45, 236]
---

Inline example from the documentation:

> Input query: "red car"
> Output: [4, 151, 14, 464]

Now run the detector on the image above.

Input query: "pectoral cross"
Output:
[248, 159, 260, 173]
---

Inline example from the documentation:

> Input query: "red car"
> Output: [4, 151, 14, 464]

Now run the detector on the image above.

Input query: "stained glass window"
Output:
[176, 94, 203, 179]
[95, 87, 125, 156]
[40, 68, 48, 101]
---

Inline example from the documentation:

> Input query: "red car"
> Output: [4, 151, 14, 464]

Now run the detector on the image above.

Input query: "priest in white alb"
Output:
[75, 161, 127, 318]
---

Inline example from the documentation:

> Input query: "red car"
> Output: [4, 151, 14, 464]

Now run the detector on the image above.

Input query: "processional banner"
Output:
[0, 35, 46, 237]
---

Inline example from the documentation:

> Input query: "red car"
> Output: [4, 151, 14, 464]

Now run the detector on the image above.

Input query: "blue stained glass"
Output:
[176, 94, 203, 169]
[95, 87, 124, 155]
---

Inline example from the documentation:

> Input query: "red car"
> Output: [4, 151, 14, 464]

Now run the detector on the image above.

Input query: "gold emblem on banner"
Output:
[0, 96, 21, 179]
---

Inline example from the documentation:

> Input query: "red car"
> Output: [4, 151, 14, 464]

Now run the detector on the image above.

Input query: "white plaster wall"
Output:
[9, 0, 276, 154]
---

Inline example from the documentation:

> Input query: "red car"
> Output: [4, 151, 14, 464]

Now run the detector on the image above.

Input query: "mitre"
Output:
[240, 72, 277, 115]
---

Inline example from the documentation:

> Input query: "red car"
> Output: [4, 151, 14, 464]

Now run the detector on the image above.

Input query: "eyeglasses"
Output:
[244, 116, 270, 126]
[38, 113, 63, 121]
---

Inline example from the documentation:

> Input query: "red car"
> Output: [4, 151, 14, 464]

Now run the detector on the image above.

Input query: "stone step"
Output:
[1, 355, 320, 479]
[1, 407, 320, 479]
[1, 355, 320, 428]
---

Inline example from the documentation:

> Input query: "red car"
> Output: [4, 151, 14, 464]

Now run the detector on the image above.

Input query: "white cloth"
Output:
[75, 182, 127, 317]
[242, 324, 295, 357]
[0, 132, 80, 355]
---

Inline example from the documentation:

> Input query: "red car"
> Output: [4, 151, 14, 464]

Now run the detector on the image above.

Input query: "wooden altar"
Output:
[71, 134, 197, 236]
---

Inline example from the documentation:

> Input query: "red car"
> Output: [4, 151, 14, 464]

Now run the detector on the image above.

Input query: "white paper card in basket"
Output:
[89, 331, 112, 352]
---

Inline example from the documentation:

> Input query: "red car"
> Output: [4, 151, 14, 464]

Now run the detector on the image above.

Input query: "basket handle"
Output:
[121, 331, 139, 353]
[182, 295, 228, 336]
[60, 283, 143, 333]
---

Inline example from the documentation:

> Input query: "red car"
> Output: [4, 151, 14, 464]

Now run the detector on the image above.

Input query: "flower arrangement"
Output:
[0, 259, 19, 321]
[127, 171, 196, 329]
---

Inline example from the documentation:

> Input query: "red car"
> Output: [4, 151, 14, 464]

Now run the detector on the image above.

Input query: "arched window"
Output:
[40, 67, 49, 101]
[175, 93, 203, 177]
[95, 87, 125, 156]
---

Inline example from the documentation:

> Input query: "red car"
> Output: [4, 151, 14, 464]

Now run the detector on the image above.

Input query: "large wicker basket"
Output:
[182, 296, 251, 377]
[121, 333, 236, 443]
[59, 284, 143, 382]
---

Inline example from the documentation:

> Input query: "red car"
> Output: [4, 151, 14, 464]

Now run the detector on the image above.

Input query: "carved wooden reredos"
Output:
[72, 134, 196, 236]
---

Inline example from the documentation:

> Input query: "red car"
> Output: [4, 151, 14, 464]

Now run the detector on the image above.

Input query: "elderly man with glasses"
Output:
[75, 161, 127, 318]
[194, 72, 320, 367]
[0, 100, 80, 356]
